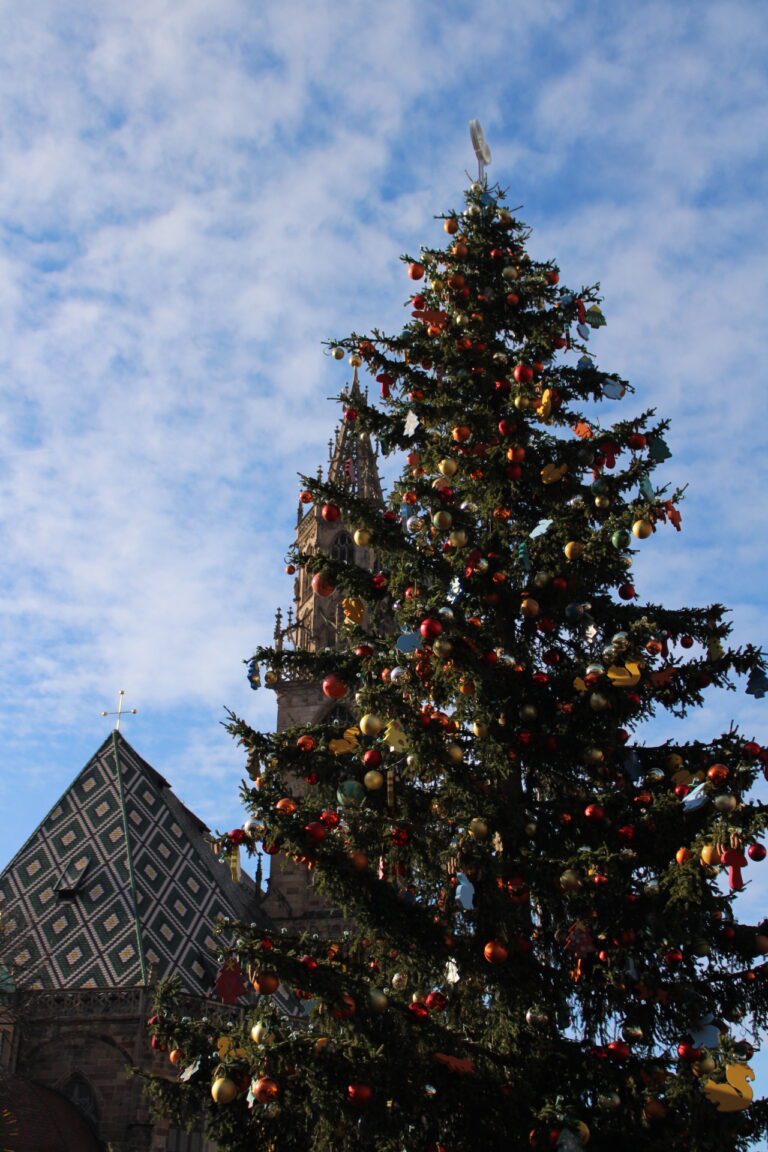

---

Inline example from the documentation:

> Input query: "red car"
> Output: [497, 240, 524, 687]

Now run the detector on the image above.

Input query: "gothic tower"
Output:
[260, 372, 384, 935]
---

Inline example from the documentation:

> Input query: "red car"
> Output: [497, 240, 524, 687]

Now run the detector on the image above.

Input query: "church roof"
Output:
[0, 732, 265, 996]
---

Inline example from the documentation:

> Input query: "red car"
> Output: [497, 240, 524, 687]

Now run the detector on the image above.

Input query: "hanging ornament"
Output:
[703, 1064, 755, 1111]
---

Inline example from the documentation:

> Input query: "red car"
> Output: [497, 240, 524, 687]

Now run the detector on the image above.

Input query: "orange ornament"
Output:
[452, 424, 471, 443]
[276, 797, 298, 815]
[253, 1076, 280, 1103]
[408, 262, 425, 280]
[484, 940, 509, 965]
[253, 970, 280, 996]
[444, 217, 459, 235]
[676, 847, 693, 865]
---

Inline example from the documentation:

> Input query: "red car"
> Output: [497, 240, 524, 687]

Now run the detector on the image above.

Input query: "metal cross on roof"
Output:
[100, 688, 138, 730]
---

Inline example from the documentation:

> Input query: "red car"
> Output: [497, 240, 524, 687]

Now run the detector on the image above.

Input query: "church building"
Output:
[0, 383, 383, 1151]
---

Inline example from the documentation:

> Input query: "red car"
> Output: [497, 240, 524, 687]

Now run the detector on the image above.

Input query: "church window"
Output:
[62, 1072, 99, 1128]
[330, 531, 354, 564]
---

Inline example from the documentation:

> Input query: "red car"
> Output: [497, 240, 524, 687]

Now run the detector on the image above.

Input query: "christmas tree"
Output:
[145, 139, 768, 1151]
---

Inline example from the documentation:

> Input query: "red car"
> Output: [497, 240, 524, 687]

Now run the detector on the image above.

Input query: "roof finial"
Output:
[101, 689, 138, 731]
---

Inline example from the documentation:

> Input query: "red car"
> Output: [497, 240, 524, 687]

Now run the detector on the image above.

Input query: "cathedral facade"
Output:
[0, 383, 383, 1151]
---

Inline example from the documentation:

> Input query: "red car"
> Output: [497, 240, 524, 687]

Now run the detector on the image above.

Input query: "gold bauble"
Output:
[332, 347, 345, 360]
[524, 821, 537, 837]
[700, 844, 721, 867]
[348, 353, 363, 368]
[250, 1021, 269, 1044]
[369, 988, 388, 1012]
[438, 458, 458, 477]
[632, 519, 653, 539]
[560, 869, 582, 892]
[364, 769, 385, 790]
[449, 529, 468, 547]
[693, 1053, 716, 1076]
[359, 714, 383, 737]
[354, 528, 372, 546]
[432, 510, 453, 530]
[211, 1077, 238, 1105]
[472, 721, 489, 739]
[575, 1120, 590, 1145]
[433, 638, 453, 658]
[519, 703, 538, 722]
[582, 747, 604, 765]
[468, 817, 489, 839]
[520, 597, 540, 618]
[564, 541, 584, 560]
[514, 395, 530, 410]
[446, 743, 464, 764]
[594, 495, 611, 510]
[432, 476, 451, 491]
[714, 794, 737, 813]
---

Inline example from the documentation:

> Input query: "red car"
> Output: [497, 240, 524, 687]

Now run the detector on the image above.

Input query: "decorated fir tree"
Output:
[145, 144, 768, 1151]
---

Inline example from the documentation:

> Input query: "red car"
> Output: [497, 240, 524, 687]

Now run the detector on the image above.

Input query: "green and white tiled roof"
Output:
[0, 732, 263, 995]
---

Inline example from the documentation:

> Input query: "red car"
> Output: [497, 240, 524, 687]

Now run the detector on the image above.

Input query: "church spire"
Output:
[326, 369, 383, 505]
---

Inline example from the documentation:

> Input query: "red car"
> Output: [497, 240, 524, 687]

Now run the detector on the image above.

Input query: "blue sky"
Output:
[2, 0, 768, 1123]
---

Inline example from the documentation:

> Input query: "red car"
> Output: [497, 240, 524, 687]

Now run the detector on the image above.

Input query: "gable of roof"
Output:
[0, 732, 266, 996]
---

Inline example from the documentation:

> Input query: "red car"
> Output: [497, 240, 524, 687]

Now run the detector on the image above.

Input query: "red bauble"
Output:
[297, 734, 316, 752]
[322, 674, 348, 700]
[408, 263, 425, 281]
[498, 418, 514, 437]
[320, 810, 340, 828]
[484, 939, 509, 964]
[680, 634, 694, 649]
[748, 843, 767, 862]
[425, 991, 448, 1012]
[321, 504, 340, 522]
[664, 948, 684, 966]
[391, 826, 410, 846]
[305, 821, 328, 844]
[551, 576, 568, 593]
[505, 463, 522, 481]
[514, 363, 533, 384]
[584, 803, 604, 821]
[626, 433, 646, 450]
[617, 824, 635, 843]
[356, 644, 373, 658]
[744, 740, 762, 758]
[420, 617, 443, 640]
[363, 749, 382, 769]
[677, 1042, 701, 1061]
[348, 1083, 373, 1107]
[608, 1040, 630, 1060]
[311, 571, 335, 597]
[618, 583, 636, 600]
[408, 1002, 429, 1019]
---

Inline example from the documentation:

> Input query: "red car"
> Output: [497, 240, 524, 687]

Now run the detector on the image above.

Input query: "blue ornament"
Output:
[682, 782, 709, 812]
[577, 355, 593, 373]
[747, 668, 768, 699]
[396, 630, 422, 653]
[517, 541, 531, 573]
[576, 322, 590, 341]
[456, 873, 475, 910]
[690, 1014, 721, 1049]
[639, 474, 655, 502]
[479, 191, 495, 208]
[337, 780, 366, 807]
[601, 378, 626, 399]
[530, 519, 553, 539]
[648, 435, 672, 463]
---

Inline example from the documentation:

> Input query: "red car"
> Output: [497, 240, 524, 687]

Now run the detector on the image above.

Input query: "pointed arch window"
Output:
[62, 1072, 99, 1129]
[330, 531, 354, 564]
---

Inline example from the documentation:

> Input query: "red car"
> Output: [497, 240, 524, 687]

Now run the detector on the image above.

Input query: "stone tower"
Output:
[260, 372, 384, 936]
